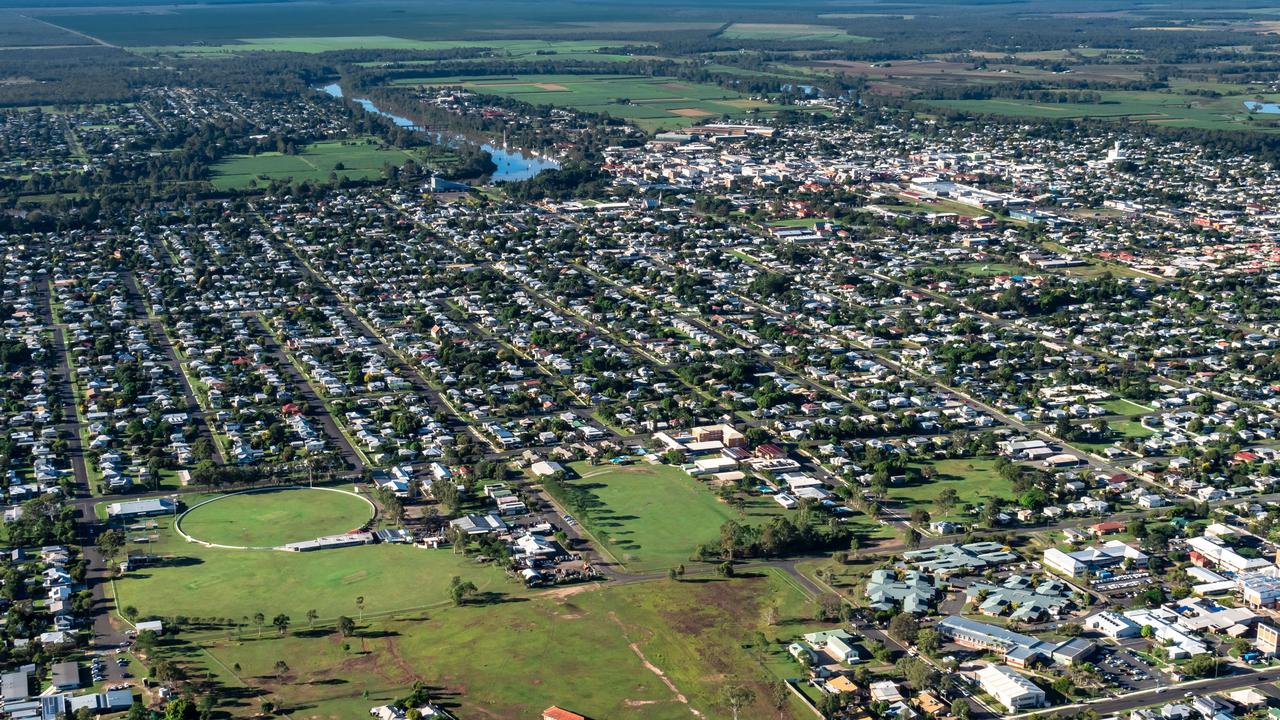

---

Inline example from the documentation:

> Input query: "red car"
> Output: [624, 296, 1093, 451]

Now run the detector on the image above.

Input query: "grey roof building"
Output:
[865, 569, 939, 613]
[49, 661, 80, 691]
[902, 542, 1019, 575]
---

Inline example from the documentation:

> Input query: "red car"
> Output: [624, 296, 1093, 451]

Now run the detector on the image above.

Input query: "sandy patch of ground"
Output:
[669, 107, 713, 117]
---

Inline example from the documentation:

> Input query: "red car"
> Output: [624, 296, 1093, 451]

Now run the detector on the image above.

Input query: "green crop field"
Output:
[546, 461, 784, 572]
[929, 91, 1280, 133]
[720, 23, 872, 43]
[133, 36, 645, 56]
[113, 513, 514, 621]
[209, 138, 434, 190]
[899, 457, 1014, 522]
[392, 74, 772, 132]
[146, 571, 818, 720]
[178, 488, 373, 548]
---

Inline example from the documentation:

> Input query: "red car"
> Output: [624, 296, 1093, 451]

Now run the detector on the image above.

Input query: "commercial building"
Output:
[1238, 570, 1280, 608]
[105, 498, 176, 521]
[1042, 540, 1147, 578]
[1186, 535, 1273, 574]
[936, 616, 1094, 667]
[975, 664, 1045, 712]
[1257, 623, 1280, 657]
[1084, 611, 1141, 638]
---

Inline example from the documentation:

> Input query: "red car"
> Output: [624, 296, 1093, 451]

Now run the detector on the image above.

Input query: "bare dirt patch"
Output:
[669, 107, 713, 118]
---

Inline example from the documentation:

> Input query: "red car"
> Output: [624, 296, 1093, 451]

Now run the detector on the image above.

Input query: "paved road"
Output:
[252, 316, 365, 473]
[121, 272, 227, 467]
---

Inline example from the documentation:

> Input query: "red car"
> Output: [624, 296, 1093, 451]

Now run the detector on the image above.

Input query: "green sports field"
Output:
[209, 138, 436, 190]
[113, 514, 513, 621]
[178, 488, 373, 548]
[393, 74, 772, 132]
[550, 461, 784, 572]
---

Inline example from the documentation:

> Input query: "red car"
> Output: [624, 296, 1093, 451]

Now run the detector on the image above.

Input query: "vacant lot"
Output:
[147, 572, 816, 719]
[546, 461, 783, 572]
[179, 488, 373, 548]
[899, 457, 1014, 522]
[394, 74, 771, 132]
[113, 514, 513, 621]
[209, 138, 429, 190]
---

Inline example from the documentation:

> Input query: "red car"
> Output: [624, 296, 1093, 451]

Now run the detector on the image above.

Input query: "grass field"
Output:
[929, 90, 1280, 133]
[552, 461, 784, 572]
[113, 514, 514, 621]
[178, 488, 373, 548]
[1075, 419, 1155, 453]
[1103, 398, 1155, 416]
[209, 138, 434, 190]
[392, 74, 771, 132]
[719, 23, 872, 43]
[145, 572, 819, 720]
[899, 457, 1014, 522]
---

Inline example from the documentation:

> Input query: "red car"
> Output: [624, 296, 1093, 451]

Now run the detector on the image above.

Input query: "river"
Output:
[318, 82, 560, 182]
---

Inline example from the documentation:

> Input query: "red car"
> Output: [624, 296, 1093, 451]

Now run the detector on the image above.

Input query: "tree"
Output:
[718, 561, 735, 578]
[449, 576, 478, 606]
[273, 660, 289, 680]
[1182, 654, 1221, 679]
[97, 528, 127, 563]
[916, 628, 940, 657]
[135, 629, 159, 655]
[721, 684, 756, 720]
[770, 681, 790, 720]
[935, 487, 959, 515]
[337, 616, 356, 638]
[253, 612, 265, 638]
[306, 609, 318, 628]
[272, 613, 290, 636]
[355, 595, 365, 620]
[888, 613, 920, 644]
[951, 699, 971, 720]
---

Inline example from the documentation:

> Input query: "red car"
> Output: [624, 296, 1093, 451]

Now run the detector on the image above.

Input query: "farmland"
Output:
[928, 91, 1280, 133]
[132, 37, 645, 57]
[390, 74, 771, 131]
[719, 23, 872, 43]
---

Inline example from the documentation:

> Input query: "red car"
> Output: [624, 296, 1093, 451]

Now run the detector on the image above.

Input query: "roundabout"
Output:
[175, 486, 376, 550]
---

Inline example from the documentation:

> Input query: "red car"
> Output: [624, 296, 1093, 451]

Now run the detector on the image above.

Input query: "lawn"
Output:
[392, 74, 772, 132]
[178, 487, 374, 548]
[1074, 419, 1155, 453]
[898, 457, 1015, 521]
[112, 514, 515, 622]
[1102, 398, 1155, 416]
[547, 461, 784, 572]
[208, 138, 437, 190]
[719, 23, 872, 43]
[146, 572, 819, 720]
